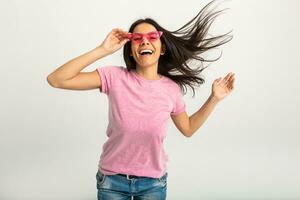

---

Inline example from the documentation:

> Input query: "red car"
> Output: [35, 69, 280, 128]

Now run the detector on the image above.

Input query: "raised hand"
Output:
[211, 72, 235, 102]
[99, 28, 130, 55]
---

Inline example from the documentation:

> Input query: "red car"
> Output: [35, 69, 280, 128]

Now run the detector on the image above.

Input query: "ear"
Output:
[161, 44, 166, 55]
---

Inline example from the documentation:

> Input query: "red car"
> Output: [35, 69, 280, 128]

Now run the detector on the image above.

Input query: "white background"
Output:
[1, 0, 299, 199]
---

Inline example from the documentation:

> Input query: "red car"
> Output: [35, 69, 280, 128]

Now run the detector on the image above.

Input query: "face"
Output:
[129, 23, 165, 69]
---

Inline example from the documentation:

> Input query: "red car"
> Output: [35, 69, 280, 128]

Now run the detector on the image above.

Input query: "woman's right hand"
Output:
[98, 28, 130, 55]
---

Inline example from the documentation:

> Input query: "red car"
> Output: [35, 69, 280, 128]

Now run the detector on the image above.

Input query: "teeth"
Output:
[139, 49, 153, 54]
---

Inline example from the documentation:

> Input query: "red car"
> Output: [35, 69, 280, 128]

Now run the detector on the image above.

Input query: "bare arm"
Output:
[171, 95, 219, 137]
[47, 46, 109, 88]
[46, 28, 129, 90]
[188, 95, 220, 136]
[171, 72, 235, 137]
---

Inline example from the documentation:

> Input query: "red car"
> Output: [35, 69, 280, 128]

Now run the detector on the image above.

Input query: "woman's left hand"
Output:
[211, 72, 235, 102]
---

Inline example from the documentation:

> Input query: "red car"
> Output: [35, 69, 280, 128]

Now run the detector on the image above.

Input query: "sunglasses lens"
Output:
[148, 32, 159, 39]
[129, 34, 142, 43]
[132, 35, 142, 42]
[129, 31, 162, 43]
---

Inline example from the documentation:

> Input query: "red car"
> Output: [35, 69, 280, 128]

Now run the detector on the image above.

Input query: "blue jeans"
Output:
[96, 170, 168, 200]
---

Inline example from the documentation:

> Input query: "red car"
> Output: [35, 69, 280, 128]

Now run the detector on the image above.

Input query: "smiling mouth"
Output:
[140, 53, 152, 57]
[139, 49, 154, 56]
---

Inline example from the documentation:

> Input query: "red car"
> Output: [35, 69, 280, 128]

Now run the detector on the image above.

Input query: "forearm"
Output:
[47, 46, 110, 84]
[188, 95, 220, 136]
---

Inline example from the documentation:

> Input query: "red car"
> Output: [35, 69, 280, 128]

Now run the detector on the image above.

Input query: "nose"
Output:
[140, 36, 150, 46]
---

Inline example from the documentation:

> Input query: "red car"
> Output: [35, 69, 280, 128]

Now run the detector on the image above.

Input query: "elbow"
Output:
[185, 133, 192, 138]
[47, 75, 60, 88]
[183, 130, 193, 138]
[185, 120, 193, 138]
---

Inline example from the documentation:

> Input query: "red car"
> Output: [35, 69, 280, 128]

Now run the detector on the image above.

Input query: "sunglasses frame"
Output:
[127, 31, 163, 43]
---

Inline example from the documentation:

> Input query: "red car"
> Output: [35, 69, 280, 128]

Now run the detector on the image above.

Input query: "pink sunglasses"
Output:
[127, 31, 163, 44]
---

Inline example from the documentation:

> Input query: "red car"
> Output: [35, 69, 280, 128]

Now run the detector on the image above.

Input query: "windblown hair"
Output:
[123, 0, 233, 97]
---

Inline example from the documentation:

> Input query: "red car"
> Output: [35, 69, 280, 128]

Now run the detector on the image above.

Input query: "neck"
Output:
[135, 64, 161, 80]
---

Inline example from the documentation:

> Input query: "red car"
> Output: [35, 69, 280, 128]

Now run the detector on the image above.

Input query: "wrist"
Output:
[209, 94, 220, 104]
[94, 46, 111, 57]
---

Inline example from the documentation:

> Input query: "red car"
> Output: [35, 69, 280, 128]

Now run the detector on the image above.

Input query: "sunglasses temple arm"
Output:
[127, 33, 132, 39]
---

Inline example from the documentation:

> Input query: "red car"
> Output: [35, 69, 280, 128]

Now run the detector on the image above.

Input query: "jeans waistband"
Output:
[117, 174, 149, 179]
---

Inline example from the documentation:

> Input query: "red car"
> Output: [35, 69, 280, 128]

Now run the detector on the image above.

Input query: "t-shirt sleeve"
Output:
[96, 65, 122, 95]
[170, 86, 186, 116]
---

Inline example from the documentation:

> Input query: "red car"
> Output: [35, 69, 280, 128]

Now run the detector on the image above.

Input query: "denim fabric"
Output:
[96, 170, 168, 200]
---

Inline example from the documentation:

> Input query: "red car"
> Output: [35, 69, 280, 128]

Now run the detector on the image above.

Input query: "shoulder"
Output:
[162, 77, 181, 93]
[97, 65, 125, 71]
[158, 77, 183, 102]
[97, 65, 127, 75]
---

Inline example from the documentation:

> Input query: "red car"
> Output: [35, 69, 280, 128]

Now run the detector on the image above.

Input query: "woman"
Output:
[47, 0, 235, 199]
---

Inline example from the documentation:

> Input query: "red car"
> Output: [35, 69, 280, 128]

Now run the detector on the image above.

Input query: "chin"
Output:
[137, 59, 159, 68]
[138, 62, 157, 68]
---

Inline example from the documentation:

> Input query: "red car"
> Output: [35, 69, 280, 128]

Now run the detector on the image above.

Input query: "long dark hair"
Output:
[123, 0, 233, 97]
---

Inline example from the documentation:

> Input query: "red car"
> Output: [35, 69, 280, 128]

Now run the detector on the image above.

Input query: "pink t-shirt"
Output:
[96, 65, 186, 178]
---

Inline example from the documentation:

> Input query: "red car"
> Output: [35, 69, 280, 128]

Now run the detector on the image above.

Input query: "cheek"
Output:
[153, 41, 162, 50]
[131, 44, 139, 54]
[154, 45, 162, 54]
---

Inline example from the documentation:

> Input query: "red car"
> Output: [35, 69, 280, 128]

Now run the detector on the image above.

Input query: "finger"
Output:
[214, 77, 222, 84]
[229, 83, 234, 90]
[226, 74, 235, 85]
[111, 28, 126, 36]
[115, 31, 129, 40]
[224, 72, 235, 84]
[120, 38, 130, 45]
[109, 29, 119, 39]
[111, 28, 119, 34]
[117, 35, 130, 42]
[115, 29, 128, 35]
[115, 34, 123, 41]
[224, 72, 233, 81]
[115, 28, 124, 32]
[119, 32, 130, 39]
[226, 76, 234, 87]
[229, 79, 235, 90]
[228, 81, 233, 90]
